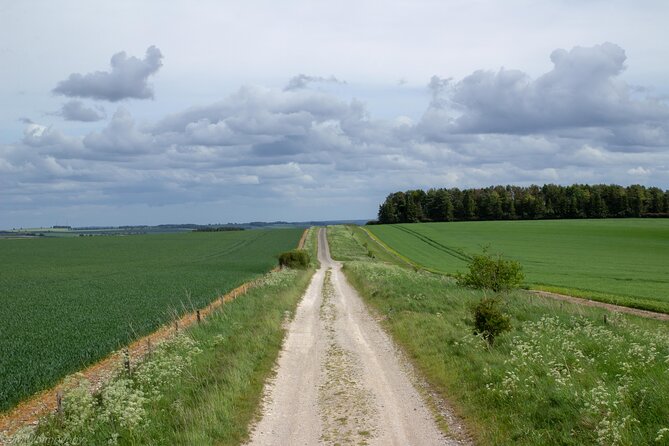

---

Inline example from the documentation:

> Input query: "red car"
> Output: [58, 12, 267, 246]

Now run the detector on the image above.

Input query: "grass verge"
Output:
[303, 225, 320, 268]
[327, 224, 407, 266]
[4, 241, 316, 445]
[328, 225, 669, 445]
[532, 285, 669, 315]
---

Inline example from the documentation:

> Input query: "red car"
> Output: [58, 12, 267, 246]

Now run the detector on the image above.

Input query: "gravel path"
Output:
[247, 228, 467, 446]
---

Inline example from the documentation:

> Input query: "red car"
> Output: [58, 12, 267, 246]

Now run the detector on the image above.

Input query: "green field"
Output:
[328, 225, 669, 445]
[0, 229, 302, 412]
[367, 219, 669, 312]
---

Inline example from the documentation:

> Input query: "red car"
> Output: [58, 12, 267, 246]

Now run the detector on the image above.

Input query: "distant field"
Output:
[0, 229, 302, 412]
[367, 219, 669, 312]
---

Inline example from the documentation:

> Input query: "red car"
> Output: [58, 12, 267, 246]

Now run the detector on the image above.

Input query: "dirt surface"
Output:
[531, 290, 669, 322]
[248, 228, 468, 445]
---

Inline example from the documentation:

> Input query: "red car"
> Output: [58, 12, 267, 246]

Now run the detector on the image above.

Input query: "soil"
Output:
[247, 228, 470, 445]
[531, 290, 669, 322]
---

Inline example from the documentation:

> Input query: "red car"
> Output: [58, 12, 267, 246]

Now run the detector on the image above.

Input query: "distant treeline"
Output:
[376, 184, 669, 224]
[194, 227, 245, 232]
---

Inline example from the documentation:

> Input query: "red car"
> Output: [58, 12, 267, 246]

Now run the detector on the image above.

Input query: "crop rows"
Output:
[0, 229, 302, 412]
[330, 225, 669, 445]
[368, 219, 669, 312]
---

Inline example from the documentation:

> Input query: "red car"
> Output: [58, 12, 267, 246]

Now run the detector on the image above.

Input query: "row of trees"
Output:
[377, 184, 669, 224]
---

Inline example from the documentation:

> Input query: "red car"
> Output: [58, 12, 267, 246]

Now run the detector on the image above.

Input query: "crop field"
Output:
[329, 225, 669, 445]
[367, 219, 669, 312]
[0, 229, 302, 412]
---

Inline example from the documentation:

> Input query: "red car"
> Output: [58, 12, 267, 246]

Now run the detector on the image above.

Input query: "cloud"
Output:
[628, 166, 651, 175]
[83, 108, 155, 155]
[22, 122, 80, 149]
[2, 43, 668, 227]
[53, 46, 163, 101]
[421, 42, 669, 139]
[153, 86, 351, 134]
[58, 100, 106, 122]
[427, 75, 451, 102]
[284, 74, 345, 91]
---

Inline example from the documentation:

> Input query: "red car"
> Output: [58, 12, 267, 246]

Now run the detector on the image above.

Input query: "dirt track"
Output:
[530, 290, 669, 322]
[247, 228, 467, 445]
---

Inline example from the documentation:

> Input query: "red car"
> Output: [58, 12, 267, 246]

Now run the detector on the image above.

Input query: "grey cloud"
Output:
[22, 122, 81, 149]
[252, 136, 309, 157]
[153, 86, 363, 160]
[58, 100, 106, 122]
[83, 108, 155, 154]
[423, 43, 669, 138]
[53, 46, 163, 101]
[427, 75, 451, 103]
[153, 86, 351, 134]
[607, 123, 669, 150]
[3, 43, 669, 227]
[284, 74, 345, 91]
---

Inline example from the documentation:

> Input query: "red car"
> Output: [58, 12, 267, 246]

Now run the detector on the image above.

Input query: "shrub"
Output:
[278, 249, 310, 269]
[472, 297, 511, 346]
[456, 251, 524, 292]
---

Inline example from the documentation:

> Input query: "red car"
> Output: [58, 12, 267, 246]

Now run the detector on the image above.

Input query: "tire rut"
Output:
[247, 228, 469, 446]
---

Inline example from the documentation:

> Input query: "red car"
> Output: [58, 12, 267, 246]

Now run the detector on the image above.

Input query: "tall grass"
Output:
[329, 225, 669, 445]
[302, 225, 320, 268]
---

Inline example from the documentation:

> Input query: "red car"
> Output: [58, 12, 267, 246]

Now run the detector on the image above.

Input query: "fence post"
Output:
[56, 390, 63, 415]
[123, 348, 131, 375]
[196, 310, 201, 324]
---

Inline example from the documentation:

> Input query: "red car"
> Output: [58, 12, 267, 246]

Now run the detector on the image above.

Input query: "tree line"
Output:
[376, 184, 669, 224]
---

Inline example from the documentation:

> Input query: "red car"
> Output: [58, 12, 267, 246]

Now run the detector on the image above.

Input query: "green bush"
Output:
[456, 251, 524, 292]
[472, 297, 511, 346]
[278, 249, 310, 269]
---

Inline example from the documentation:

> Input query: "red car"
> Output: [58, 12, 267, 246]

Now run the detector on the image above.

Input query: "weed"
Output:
[456, 251, 524, 292]
[472, 298, 511, 346]
[278, 249, 310, 268]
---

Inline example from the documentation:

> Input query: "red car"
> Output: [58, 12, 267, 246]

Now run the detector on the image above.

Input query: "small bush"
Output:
[456, 251, 524, 292]
[472, 297, 511, 346]
[278, 249, 310, 269]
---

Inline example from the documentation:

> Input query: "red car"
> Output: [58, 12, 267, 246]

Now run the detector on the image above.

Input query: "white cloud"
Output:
[628, 166, 651, 175]
[2, 43, 669, 227]
[422, 43, 669, 138]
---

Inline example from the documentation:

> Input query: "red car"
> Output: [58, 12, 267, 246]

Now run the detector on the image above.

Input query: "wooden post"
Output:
[174, 320, 179, 333]
[123, 348, 131, 375]
[603, 314, 607, 324]
[147, 338, 152, 357]
[56, 391, 63, 415]
[196, 310, 201, 324]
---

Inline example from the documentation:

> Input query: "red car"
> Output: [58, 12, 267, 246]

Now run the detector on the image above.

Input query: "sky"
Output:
[1, 0, 668, 228]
